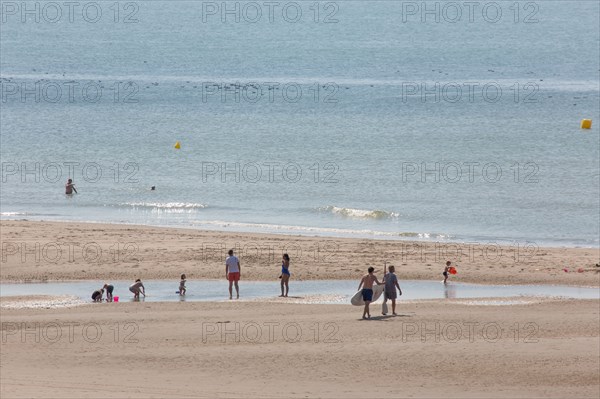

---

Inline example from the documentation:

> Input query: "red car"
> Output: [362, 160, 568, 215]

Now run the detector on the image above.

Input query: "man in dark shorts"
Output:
[65, 179, 77, 195]
[357, 267, 383, 319]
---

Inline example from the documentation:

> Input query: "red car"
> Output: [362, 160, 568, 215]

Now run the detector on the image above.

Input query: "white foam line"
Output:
[2, 74, 598, 91]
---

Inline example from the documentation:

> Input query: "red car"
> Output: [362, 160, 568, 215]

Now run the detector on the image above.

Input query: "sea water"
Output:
[1, 1, 599, 247]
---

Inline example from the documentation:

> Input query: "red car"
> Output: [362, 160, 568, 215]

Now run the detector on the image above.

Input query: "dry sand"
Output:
[1, 220, 599, 398]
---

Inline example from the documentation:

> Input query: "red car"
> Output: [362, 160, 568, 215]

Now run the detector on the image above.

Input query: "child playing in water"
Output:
[179, 274, 186, 295]
[279, 254, 290, 297]
[91, 288, 104, 302]
[443, 261, 452, 284]
[103, 283, 114, 302]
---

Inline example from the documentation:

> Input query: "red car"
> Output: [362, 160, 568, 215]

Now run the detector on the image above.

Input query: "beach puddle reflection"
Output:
[1, 280, 598, 306]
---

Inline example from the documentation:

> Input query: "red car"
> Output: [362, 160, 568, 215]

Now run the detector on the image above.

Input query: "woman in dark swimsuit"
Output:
[103, 283, 114, 302]
[279, 253, 290, 297]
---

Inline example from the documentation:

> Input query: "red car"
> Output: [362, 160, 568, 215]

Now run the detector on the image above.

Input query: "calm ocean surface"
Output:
[1, 1, 599, 247]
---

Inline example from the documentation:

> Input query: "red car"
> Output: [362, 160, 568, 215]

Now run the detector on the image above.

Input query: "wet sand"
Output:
[1, 298, 598, 398]
[1, 220, 599, 285]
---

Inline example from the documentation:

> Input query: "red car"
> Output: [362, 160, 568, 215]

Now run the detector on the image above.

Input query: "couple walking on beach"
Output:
[358, 264, 402, 319]
[225, 249, 292, 299]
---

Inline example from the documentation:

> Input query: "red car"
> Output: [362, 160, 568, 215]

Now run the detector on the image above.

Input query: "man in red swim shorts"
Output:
[225, 249, 241, 299]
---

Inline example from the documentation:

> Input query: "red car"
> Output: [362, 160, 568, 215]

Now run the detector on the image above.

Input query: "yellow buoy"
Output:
[174, 141, 181, 149]
[581, 119, 592, 129]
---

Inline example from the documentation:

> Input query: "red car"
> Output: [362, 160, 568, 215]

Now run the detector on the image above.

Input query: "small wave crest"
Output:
[0, 212, 28, 217]
[189, 220, 448, 240]
[118, 202, 207, 212]
[318, 206, 399, 220]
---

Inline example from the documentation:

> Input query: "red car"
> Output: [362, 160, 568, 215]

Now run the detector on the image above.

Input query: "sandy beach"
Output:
[3, 0, 600, 396]
[1, 220, 599, 285]
[1, 220, 599, 398]
[1, 298, 598, 398]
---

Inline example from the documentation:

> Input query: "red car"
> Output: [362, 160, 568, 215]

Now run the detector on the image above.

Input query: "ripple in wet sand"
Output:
[0, 295, 86, 309]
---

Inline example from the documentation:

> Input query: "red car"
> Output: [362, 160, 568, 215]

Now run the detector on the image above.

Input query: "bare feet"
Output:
[279, 295, 284, 297]
[393, 312, 397, 316]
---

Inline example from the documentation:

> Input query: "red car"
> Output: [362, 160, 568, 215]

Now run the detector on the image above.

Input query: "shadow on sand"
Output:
[358, 313, 414, 321]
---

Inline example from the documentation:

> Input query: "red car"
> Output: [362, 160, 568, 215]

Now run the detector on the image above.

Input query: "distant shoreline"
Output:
[1, 215, 597, 249]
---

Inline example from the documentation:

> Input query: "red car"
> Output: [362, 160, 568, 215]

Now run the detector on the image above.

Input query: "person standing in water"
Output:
[443, 261, 452, 284]
[179, 274, 186, 295]
[103, 283, 114, 302]
[65, 179, 77, 195]
[225, 249, 241, 299]
[357, 267, 383, 320]
[279, 253, 290, 297]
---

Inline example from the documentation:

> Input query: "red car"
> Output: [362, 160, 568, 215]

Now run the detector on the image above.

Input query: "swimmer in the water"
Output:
[65, 179, 77, 195]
